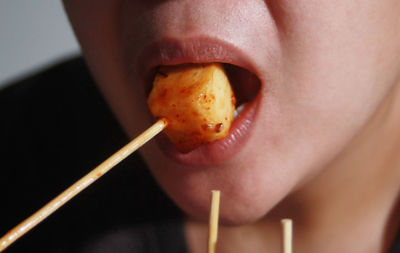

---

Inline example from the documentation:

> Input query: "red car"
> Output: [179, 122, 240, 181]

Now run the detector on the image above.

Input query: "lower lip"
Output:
[155, 93, 261, 167]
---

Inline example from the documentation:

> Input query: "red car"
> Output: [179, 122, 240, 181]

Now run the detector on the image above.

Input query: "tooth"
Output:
[234, 103, 248, 118]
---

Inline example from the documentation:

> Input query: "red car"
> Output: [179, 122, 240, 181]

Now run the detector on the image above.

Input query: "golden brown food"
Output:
[148, 63, 236, 153]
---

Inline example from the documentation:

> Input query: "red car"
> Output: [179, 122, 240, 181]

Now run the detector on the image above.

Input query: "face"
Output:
[63, 0, 400, 224]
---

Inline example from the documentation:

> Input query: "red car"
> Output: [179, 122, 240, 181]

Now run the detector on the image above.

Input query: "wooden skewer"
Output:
[0, 118, 168, 252]
[281, 219, 293, 253]
[208, 190, 221, 253]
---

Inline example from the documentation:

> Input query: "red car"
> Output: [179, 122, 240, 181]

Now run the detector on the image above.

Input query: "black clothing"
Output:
[1, 57, 400, 253]
[0, 58, 187, 253]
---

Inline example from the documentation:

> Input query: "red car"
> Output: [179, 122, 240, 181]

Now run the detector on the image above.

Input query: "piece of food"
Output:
[148, 63, 236, 153]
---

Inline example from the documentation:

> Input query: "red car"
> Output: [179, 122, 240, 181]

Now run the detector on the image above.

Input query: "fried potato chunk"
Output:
[148, 63, 236, 153]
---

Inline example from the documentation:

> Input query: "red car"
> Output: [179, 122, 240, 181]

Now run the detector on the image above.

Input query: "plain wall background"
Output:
[0, 0, 80, 88]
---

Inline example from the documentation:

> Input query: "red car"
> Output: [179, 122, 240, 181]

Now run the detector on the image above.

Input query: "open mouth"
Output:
[137, 37, 263, 166]
[223, 63, 261, 118]
[145, 63, 261, 166]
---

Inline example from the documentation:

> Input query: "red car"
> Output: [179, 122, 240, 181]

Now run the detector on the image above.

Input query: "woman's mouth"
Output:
[137, 37, 262, 167]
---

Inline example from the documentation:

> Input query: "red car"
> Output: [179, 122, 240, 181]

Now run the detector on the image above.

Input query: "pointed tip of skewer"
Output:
[211, 190, 220, 197]
[160, 118, 169, 127]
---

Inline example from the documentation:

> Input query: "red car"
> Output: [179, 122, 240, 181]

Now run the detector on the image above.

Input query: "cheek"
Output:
[262, 0, 400, 193]
[274, 0, 400, 139]
[64, 0, 152, 138]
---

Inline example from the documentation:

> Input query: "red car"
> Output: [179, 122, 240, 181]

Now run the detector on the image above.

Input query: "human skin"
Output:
[63, 1, 400, 252]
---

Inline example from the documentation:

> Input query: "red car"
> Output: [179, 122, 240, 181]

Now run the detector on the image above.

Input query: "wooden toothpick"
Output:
[281, 219, 293, 253]
[0, 118, 168, 252]
[208, 190, 221, 253]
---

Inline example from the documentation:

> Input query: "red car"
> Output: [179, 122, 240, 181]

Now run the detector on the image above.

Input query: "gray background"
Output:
[0, 0, 80, 88]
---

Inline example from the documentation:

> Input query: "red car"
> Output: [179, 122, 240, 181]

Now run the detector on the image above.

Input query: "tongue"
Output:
[224, 64, 261, 106]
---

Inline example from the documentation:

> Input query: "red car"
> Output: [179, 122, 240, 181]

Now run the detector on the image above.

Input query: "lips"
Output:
[136, 36, 262, 167]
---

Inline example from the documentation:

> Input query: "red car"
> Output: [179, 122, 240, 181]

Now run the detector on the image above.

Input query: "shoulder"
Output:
[0, 58, 183, 252]
[0, 57, 93, 108]
[0, 57, 112, 156]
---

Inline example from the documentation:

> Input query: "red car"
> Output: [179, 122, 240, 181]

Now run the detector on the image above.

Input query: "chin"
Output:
[173, 183, 278, 226]
[140, 145, 286, 226]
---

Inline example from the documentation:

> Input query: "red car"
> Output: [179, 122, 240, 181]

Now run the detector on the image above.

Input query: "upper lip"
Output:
[135, 36, 262, 95]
